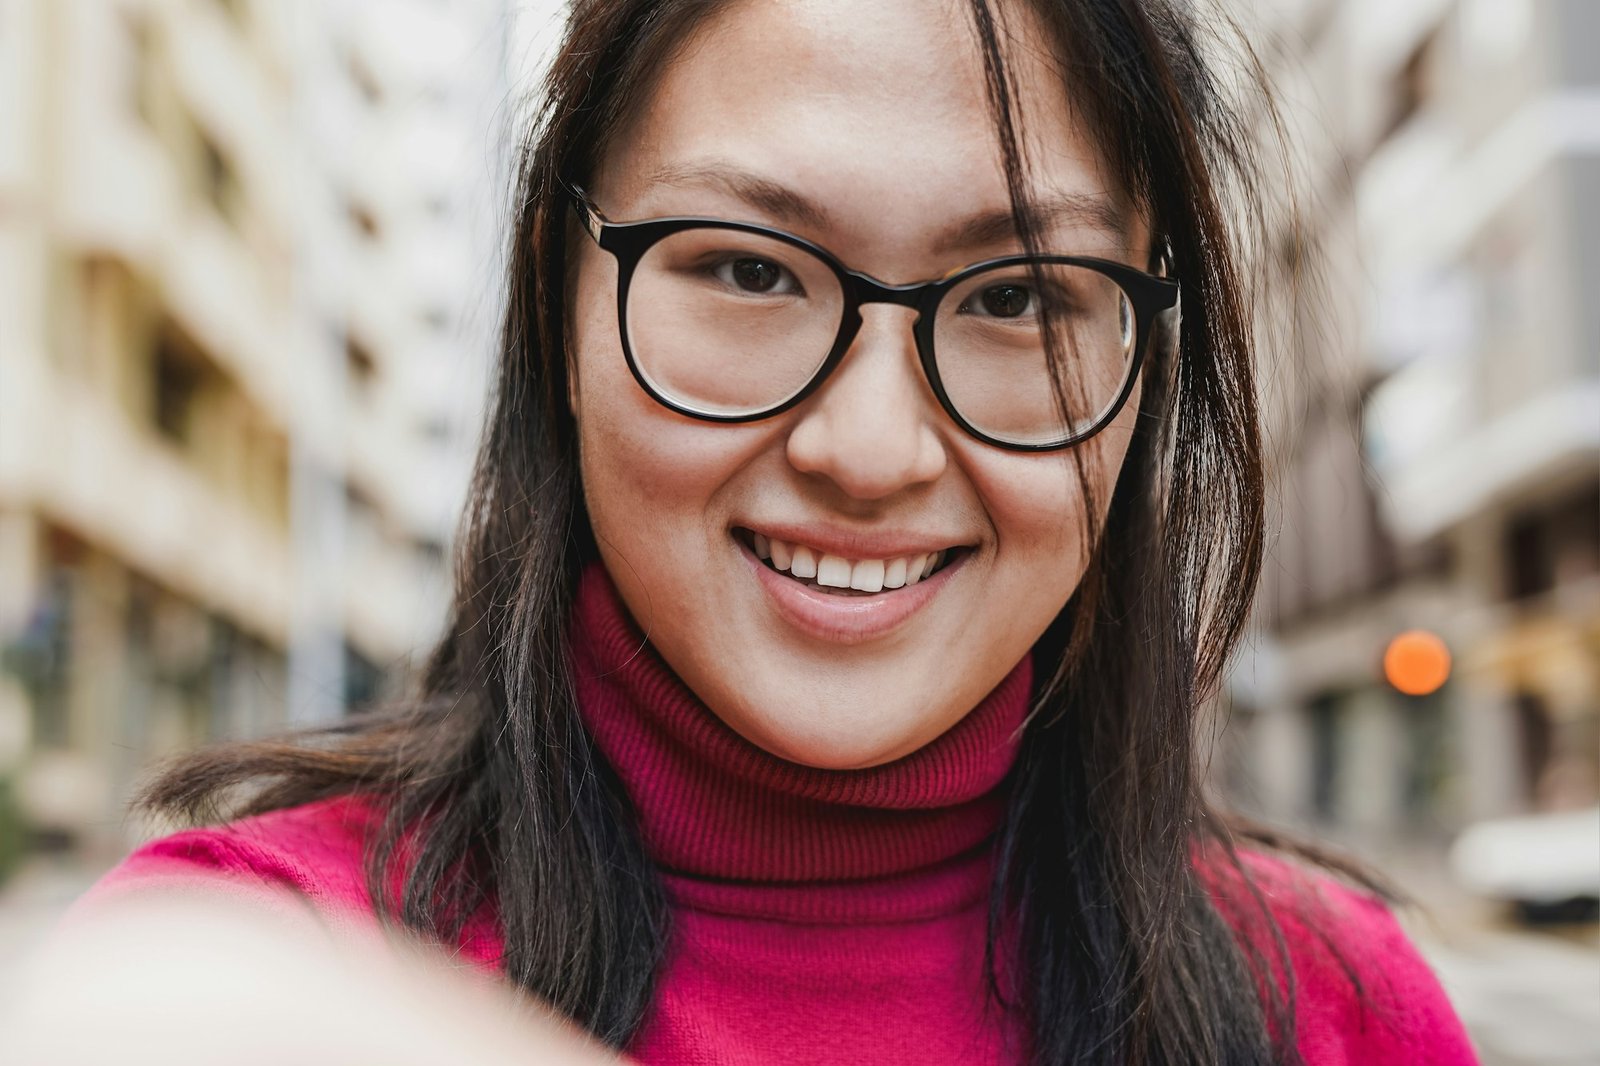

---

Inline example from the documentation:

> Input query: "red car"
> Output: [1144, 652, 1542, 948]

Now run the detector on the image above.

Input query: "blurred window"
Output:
[343, 641, 384, 710]
[1380, 19, 1443, 144]
[1400, 687, 1449, 826]
[151, 330, 203, 445]
[1551, 480, 1600, 585]
[14, 567, 74, 750]
[1513, 689, 1554, 808]
[1504, 480, 1600, 600]
[344, 481, 385, 561]
[346, 49, 383, 106]
[346, 333, 378, 397]
[348, 199, 381, 241]
[122, 12, 157, 128]
[1307, 690, 1345, 822]
[197, 128, 243, 228]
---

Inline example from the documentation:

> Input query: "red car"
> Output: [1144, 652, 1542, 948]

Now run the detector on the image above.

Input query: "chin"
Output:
[774, 743, 905, 772]
[740, 711, 927, 771]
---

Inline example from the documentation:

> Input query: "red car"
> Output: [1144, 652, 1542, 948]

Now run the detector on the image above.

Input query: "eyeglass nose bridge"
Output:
[806, 269, 950, 432]
[829, 268, 943, 369]
[827, 267, 943, 365]
[841, 268, 932, 311]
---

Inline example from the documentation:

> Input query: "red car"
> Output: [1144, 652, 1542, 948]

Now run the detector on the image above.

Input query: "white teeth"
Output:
[905, 553, 928, 584]
[883, 557, 908, 589]
[770, 538, 793, 571]
[816, 554, 852, 588]
[743, 530, 957, 592]
[850, 559, 885, 592]
[910, 551, 945, 583]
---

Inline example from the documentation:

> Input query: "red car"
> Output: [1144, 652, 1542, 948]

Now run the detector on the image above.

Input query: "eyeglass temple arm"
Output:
[560, 177, 606, 243]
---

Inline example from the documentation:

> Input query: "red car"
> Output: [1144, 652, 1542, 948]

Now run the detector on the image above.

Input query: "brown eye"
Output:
[979, 284, 1031, 318]
[729, 257, 785, 293]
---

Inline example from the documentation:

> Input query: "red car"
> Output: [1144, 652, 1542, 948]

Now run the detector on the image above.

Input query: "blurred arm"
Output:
[2, 886, 626, 1066]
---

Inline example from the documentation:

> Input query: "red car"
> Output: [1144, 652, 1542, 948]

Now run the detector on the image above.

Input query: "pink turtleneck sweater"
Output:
[74, 560, 1480, 1064]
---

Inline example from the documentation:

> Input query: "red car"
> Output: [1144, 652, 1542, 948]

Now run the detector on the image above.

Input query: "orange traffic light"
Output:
[1383, 629, 1451, 696]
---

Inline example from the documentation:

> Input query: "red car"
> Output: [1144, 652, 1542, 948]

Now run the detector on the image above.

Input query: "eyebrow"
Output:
[645, 160, 1132, 253]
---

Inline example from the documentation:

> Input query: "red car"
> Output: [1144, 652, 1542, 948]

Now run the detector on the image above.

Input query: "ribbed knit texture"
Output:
[72, 557, 1483, 1063]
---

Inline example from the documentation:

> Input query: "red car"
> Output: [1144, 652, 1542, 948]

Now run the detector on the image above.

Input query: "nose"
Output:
[784, 305, 948, 500]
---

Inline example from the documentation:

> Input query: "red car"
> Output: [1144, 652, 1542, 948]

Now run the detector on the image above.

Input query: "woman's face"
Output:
[569, 0, 1152, 769]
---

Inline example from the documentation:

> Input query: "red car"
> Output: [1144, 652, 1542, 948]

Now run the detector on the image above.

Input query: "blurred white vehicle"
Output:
[1449, 806, 1600, 924]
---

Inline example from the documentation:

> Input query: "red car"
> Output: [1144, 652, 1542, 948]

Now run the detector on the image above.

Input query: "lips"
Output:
[732, 527, 970, 644]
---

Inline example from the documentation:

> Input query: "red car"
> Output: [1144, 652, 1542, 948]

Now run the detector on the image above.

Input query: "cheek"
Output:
[573, 351, 706, 547]
[572, 266, 667, 547]
[570, 265, 761, 570]
[983, 461, 1087, 568]
[973, 398, 1140, 584]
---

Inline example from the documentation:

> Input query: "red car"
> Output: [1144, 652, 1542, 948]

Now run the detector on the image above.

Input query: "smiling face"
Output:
[568, 0, 1153, 770]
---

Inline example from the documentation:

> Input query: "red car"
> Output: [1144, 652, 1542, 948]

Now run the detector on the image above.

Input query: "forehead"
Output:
[600, 0, 1144, 259]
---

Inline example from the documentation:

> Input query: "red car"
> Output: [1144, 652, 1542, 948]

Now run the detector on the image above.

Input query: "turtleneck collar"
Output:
[568, 558, 1034, 924]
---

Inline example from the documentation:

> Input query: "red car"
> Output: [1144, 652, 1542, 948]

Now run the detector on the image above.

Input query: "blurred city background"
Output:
[0, 0, 1595, 1062]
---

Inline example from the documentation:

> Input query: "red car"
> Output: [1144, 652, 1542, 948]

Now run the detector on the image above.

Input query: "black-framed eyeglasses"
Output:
[564, 179, 1181, 451]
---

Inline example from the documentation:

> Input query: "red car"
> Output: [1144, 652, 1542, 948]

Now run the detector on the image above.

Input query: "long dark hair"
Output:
[141, 1, 1406, 1063]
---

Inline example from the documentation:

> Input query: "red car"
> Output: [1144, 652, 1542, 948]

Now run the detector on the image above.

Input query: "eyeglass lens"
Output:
[624, 226, 1138, 447]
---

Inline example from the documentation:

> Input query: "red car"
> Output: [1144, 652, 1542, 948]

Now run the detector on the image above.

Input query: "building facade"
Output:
[1219, 0, 1599, 860]
[0, 0, 517, 869]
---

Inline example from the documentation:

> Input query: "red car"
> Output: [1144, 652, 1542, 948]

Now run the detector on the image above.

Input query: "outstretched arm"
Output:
[3, 886, 626, 1066]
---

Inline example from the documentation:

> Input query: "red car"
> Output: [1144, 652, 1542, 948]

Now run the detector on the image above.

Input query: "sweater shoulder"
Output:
[1198, 843, 1481, 1065]
[75, 794, 382, 923]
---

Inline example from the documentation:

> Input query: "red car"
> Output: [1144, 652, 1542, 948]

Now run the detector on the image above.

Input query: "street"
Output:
[1418, 921, 1600, 1066]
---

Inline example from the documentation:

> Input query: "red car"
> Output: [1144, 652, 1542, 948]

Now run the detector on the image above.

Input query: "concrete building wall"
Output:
[0, 0, 525, 864]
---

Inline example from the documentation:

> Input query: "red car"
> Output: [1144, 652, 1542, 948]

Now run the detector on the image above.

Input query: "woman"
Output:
[55, 0, 1478, 1063]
